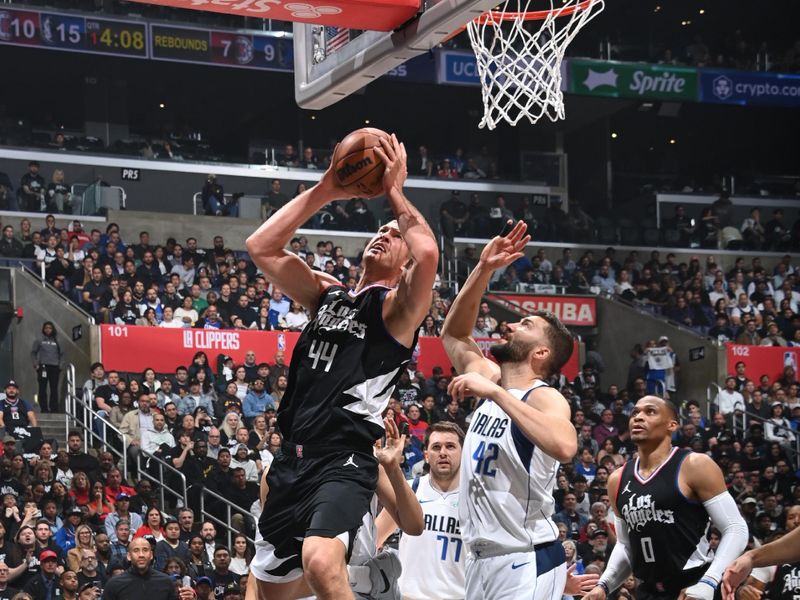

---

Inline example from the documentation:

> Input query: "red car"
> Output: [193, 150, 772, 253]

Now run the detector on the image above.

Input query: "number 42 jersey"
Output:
[460, 381, 561, 554]
[277, 285, 415, 447]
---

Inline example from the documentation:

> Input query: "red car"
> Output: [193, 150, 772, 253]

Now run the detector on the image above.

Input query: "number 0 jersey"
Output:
[277, 284, 415, 447]
[460, 381, 561, 554]
[615, 447, 711, 594]
[398, 475, 465, 600]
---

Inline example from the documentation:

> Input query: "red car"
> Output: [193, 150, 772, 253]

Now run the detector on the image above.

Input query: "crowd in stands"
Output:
[0, 209, 795, 599]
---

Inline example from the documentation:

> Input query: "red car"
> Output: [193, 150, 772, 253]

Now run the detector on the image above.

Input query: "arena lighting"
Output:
[654, 5, 661, 12]
[698, 8, 705, 14]
[365, 119, 371, 124]
[611, 132, 618, 139]
[159, 103, 166, 108]
[669, 138, 677, 144]
[311, 115, 316, 120]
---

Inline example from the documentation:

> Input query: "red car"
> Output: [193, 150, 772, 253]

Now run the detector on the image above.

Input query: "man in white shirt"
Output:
[715, 377, 745, 417]
[141, 413, 175, 454]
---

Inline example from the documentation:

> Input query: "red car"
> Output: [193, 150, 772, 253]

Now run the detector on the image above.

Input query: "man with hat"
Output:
[195, 576, 214, 600]
[104, 494, 142, 542]
[19, 160, 45, 212]
[222, 582, 241, 600]
[580, 528, 613, 566]
[77, 580, 100, 600]
[22, 549, 59, 600]
[103, 537, 195, 600]
[0, 381, 37, 436]
[54, 507, 83, 552]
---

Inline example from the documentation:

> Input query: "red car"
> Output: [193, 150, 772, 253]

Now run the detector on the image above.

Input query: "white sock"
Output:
[348, 564, 372, 594]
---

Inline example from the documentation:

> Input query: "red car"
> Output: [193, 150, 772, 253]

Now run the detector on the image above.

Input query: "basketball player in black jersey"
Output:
[244, 133, 438, 600]
[584, 396, 748, 600]
[722, 503, 800, 600]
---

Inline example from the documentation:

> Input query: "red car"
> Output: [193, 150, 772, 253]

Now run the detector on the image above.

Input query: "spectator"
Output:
[0, 226, 24, 258]
[715, 377, 745, 418]
[0, 381, 37, 439]
[31, 321, 64, 414]
[19, 161, 46, 212]
[103, 537, 194, 600]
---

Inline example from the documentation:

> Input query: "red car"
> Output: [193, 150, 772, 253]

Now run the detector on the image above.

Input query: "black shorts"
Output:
[252, 442, 378, 583]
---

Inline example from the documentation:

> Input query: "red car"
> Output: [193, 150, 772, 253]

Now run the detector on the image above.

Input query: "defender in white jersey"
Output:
[441, 220, 578, 600]
[376, 422, 467, 600]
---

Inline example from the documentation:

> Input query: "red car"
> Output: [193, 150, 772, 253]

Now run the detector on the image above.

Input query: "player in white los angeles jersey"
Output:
[441, 220, 579, 600]
[375, 422, 466, 600]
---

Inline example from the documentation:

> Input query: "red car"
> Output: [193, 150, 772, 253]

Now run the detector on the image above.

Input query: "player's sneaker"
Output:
[365, 548, 402, 600]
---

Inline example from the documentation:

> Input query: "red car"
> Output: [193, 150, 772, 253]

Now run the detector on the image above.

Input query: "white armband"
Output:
[701, 491, 749, 585]
[597, 514, 633, 593]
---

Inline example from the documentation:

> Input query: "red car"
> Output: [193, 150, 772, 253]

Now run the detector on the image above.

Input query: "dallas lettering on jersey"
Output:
[621, 493, 675, 531]
[424, 513, 461, 535]
[182, 330, 241, 350]
[469, 412, 507, 438]
[314, 297, 367, 339]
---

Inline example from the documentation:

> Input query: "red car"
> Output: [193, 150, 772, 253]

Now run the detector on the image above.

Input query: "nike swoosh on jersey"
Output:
[418, 499, 435, 504]
[511, 562, 530, 570]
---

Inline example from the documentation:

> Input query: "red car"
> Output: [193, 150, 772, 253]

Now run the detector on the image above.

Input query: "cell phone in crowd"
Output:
[182, 576, 192, 588]
[400, 422, 409, 437]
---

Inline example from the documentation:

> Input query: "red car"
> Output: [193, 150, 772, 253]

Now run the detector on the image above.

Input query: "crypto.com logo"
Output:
[712, 75, 733, 100]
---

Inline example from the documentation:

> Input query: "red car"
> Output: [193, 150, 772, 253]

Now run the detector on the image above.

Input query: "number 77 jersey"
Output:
[277, 284, 415, 447]
[460, 381, 561, 554]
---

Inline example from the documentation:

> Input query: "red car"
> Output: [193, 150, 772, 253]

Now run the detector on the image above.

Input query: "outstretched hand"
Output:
[479, 220, 530, 271]
[374, 134, 408, 198]
[564, 564, 601, 596]
[722, 554, 755, 600]
[375, 417, 405, 470]
[448, 372, 501, 403]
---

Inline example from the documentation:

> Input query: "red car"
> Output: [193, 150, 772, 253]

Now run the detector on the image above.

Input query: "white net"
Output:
[466, 0, 604, 129]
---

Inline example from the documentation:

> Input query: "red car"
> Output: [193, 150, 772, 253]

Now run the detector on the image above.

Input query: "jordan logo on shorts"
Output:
[343, 454, 359, 468]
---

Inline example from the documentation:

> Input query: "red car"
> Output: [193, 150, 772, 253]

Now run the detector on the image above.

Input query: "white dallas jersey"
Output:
[460, 381, 560, 553]
[399, 474, 465, 600]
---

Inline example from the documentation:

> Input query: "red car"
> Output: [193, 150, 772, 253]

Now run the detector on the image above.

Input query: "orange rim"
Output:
[442, 0, 595, 41]
[477, 0, 597, 23]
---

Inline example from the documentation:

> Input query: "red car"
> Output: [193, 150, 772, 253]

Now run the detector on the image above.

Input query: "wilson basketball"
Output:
[332, 127, 390, 198]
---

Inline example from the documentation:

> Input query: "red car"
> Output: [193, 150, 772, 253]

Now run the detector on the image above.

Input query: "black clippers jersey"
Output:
[767, 563, 800, 600]
[277, 285, 414, 448]
[615, 447, 711, 594]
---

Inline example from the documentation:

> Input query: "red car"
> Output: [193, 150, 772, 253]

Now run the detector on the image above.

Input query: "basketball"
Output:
[332, 127, 390, 198]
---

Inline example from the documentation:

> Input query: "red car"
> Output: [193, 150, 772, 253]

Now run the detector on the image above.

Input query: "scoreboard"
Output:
[0, 6, 292, 71]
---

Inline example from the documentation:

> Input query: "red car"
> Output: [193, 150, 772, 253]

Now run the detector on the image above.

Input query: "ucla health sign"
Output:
[701, 70, 800, 107]
[436, 51, 481, 86]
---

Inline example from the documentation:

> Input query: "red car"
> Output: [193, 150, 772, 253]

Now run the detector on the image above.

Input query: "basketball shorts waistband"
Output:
[281, 440, 373, 459]
[470, 540, 566, 575]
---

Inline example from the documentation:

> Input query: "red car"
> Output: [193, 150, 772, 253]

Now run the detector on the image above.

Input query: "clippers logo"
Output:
[713, 75, 733, 100]
[336, 156, 373, 180]
[620, 493, 675, 531]
[182, 330, 241, 350]
[233, 35, 254, 64]
[284, 3, 342, 18]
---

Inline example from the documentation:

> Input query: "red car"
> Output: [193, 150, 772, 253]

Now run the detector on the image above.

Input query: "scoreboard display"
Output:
[0, 6, 292, 70]
[0, 8, 148, 58]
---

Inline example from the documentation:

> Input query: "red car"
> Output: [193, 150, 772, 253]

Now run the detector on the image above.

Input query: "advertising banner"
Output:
[493, 294, 597, 326]
[99, 325, 581, 381]
[569, 59, 698, 101]
[700, 69, 800, 107]
[726, 344, 800, 382]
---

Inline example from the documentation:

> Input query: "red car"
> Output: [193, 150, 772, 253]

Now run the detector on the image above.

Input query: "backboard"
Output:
[293, 0, 508, 109]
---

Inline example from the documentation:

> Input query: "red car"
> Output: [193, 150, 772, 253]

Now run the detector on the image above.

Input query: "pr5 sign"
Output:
[120, 168, 140, 181]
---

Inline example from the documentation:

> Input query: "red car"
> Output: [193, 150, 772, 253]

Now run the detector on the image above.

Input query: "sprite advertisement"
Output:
[569, 59, 698, 101]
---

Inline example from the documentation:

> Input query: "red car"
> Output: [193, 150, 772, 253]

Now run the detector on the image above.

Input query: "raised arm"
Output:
[245, 167, 344, 313]
[376, 136, 440, 348]
[374, 418, 424, 537]
[441, 220, 529, 380]
[723, 527, 800, 600]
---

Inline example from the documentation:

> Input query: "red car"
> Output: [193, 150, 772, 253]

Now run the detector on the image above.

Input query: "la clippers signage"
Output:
[726, 344, 800, 382]
[129, 0, 420, 32]
[494, 294, 597, 327]
[100, 325, 581, 379]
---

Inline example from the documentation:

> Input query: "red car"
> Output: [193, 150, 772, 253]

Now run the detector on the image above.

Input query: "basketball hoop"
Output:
[465, 0, 604, 129]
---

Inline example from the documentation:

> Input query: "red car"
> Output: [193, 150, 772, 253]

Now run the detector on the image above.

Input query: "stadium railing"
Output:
[199, 486, 256, 548]
[65, 363, 128, 476]
[136, 450, 188, 510]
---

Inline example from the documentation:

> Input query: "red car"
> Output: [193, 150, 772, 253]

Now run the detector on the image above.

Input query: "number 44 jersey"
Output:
[460, 381, 562, 554]
[277, 285, 415, 447]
